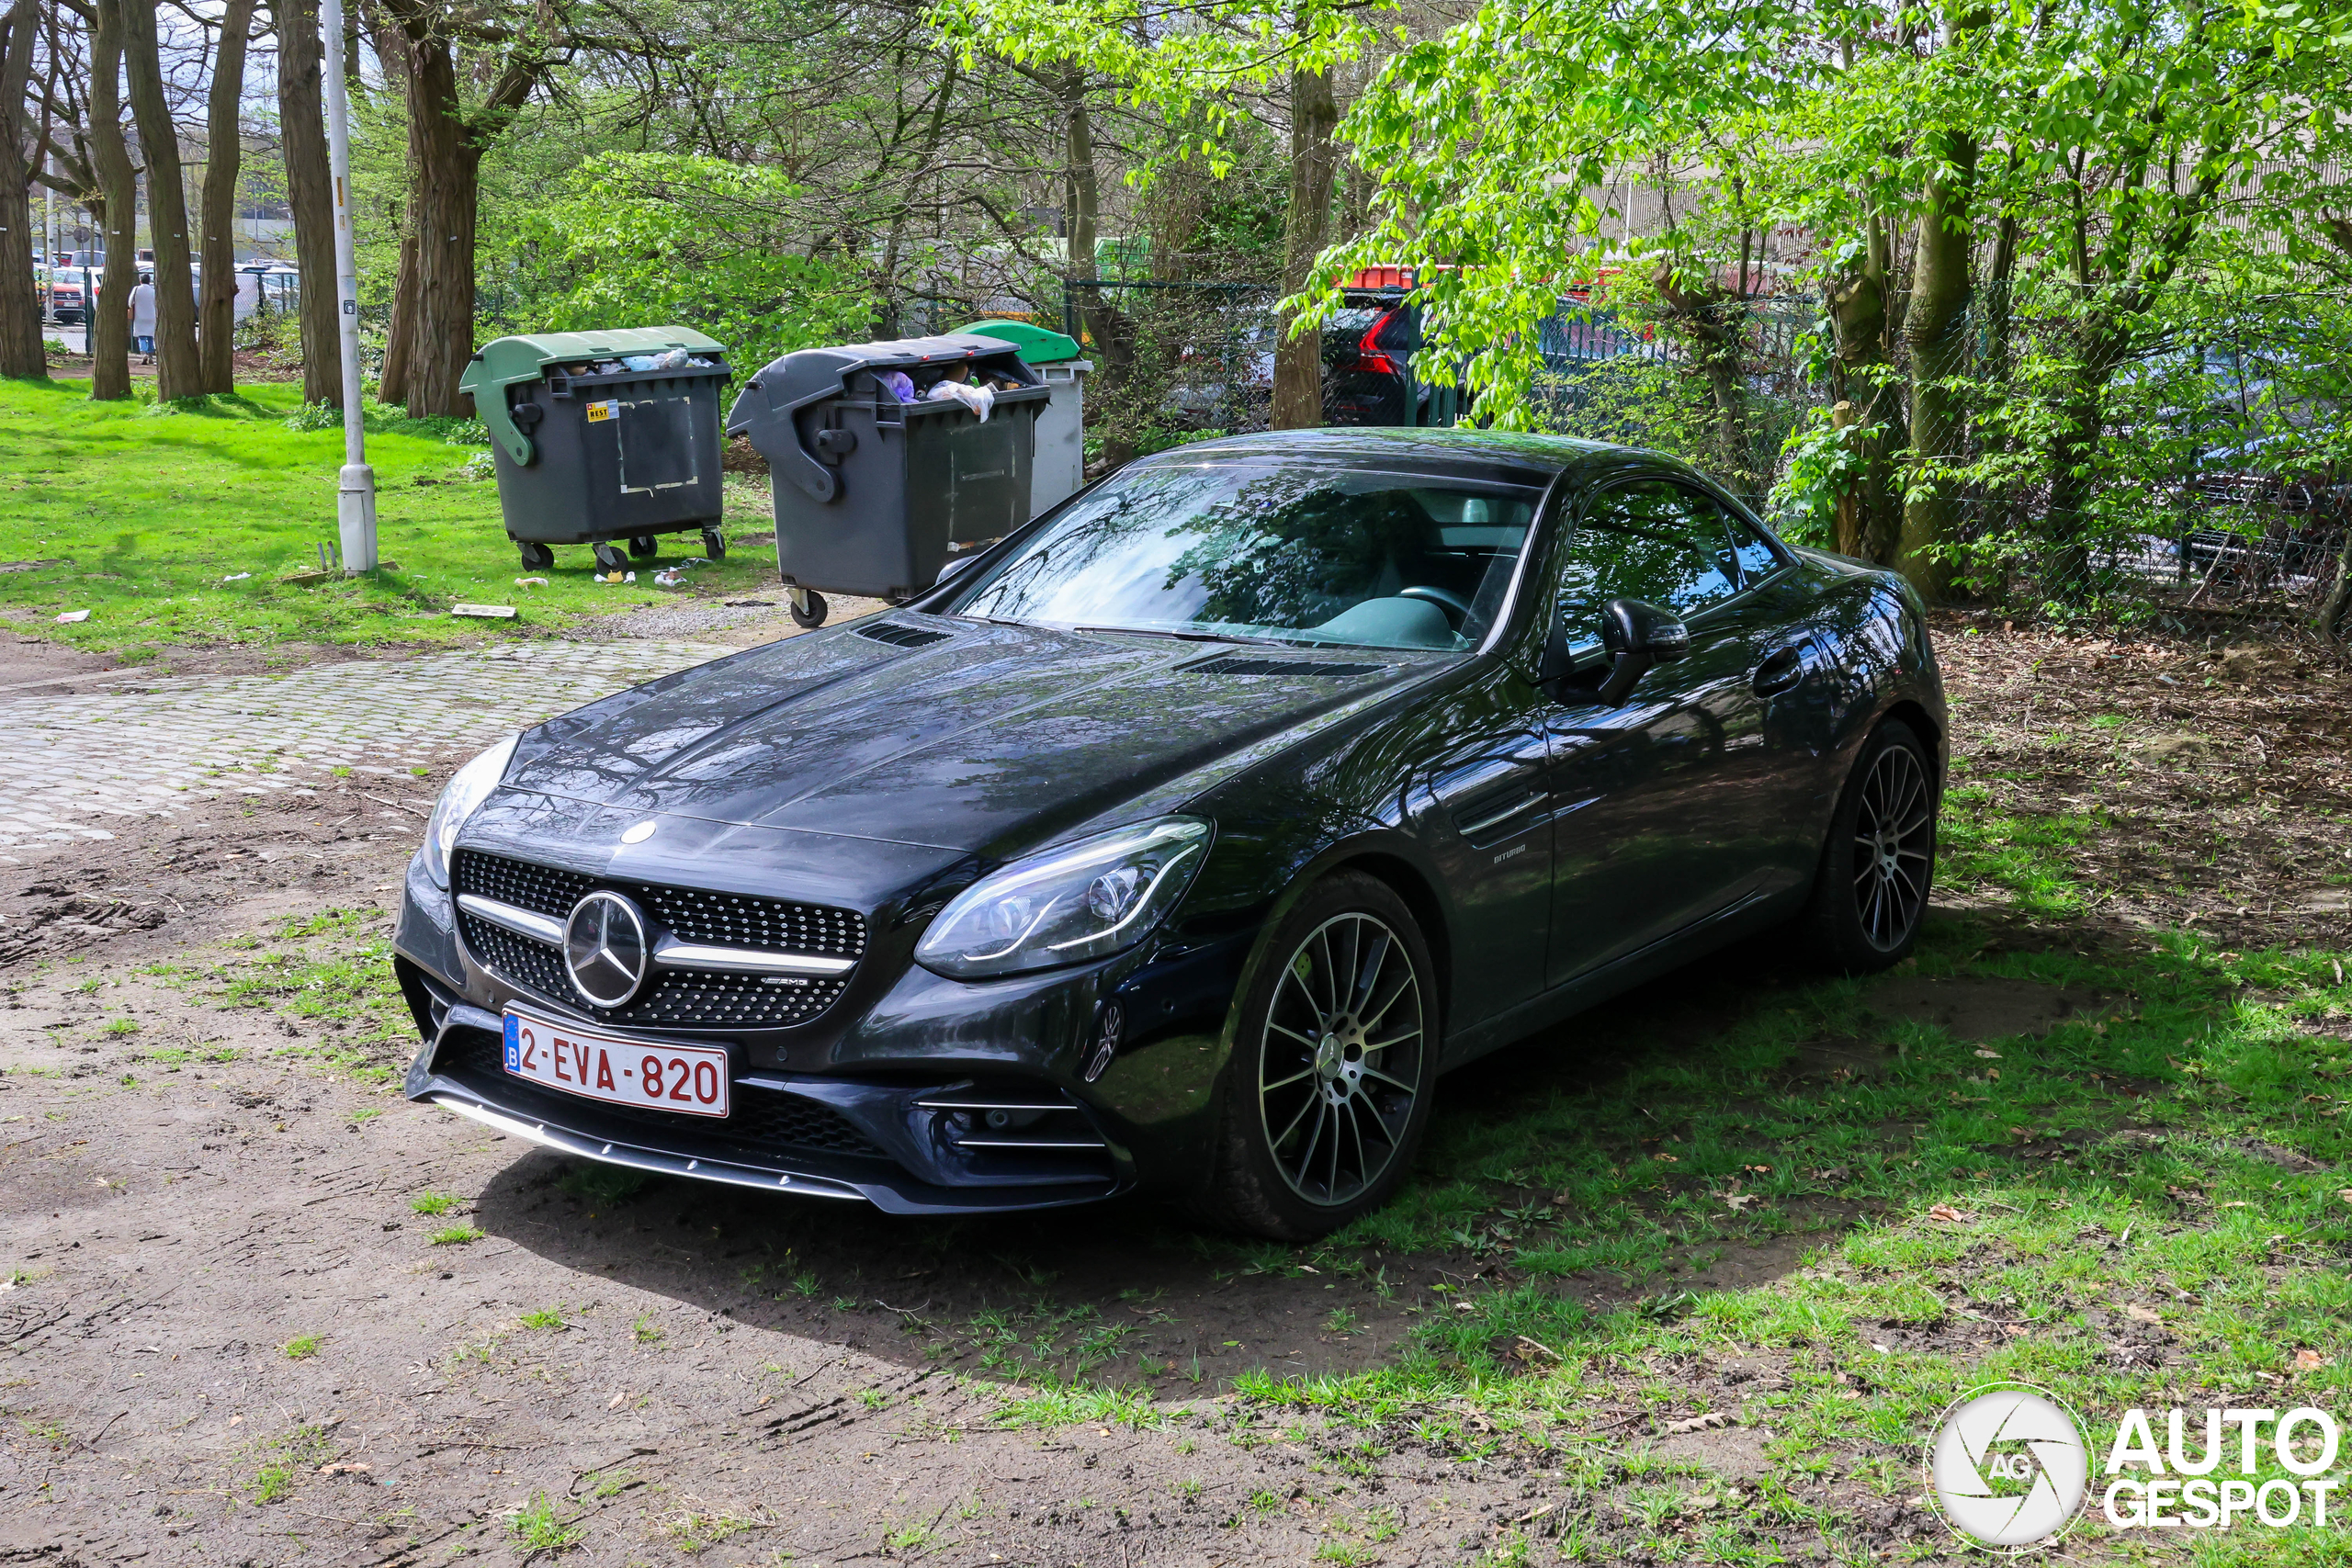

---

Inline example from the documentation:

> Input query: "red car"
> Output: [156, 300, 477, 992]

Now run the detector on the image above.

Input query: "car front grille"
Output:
[452, 849, 865, 1030]
[437, 1031, 884, 1157]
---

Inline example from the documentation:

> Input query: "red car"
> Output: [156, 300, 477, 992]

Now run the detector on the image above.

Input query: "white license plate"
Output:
[502, 1010, 730, 1118]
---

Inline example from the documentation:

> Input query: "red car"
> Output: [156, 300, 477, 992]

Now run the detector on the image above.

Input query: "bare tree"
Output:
[272, 0, 339, 403]
[198, 0, 259, 392]
[0, 0, 49, 380]
[376, 0, 555, 416]
[1271, 66, 1337, 430]
[86, 0, 134, 398]
[124, 0, 199, 396]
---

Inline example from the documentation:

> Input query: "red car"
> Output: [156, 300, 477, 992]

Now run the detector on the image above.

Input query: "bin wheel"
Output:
[628, 535, 658, 558]
[788, 589, 829, 629]
[701, 527, 728, 561]
[593, 543, 629, 573]
[516, 541, 554, 570]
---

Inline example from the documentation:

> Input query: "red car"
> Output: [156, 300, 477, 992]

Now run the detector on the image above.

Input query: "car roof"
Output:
[1125, 427, 1662, 488]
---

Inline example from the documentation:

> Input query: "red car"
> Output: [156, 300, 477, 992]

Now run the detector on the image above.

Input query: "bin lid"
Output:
[956, 320, 1081, 365]
[460, 326, 727, 466]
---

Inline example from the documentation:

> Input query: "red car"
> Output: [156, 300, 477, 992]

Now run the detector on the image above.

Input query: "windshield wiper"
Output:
[1069, 625, 1288, 647]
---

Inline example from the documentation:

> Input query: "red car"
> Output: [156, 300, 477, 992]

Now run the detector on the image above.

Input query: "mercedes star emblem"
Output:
[563, 890, 650, 1008]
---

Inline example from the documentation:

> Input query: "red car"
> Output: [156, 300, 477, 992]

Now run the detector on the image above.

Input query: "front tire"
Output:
[1795, 718, 1937, 970]
[1197, 872, 1438, 1240]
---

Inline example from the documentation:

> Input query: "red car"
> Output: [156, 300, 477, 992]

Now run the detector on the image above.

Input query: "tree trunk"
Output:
[1650, 259, 1753, 489]
[1897, 132, 1976, 602]
[1272, 66, 1338, 431]
[1826, 212, 1896, 561]
[2041, 321, 2120, 599]
[273, 0, 341, 405]
[0, 0, 48, 381]
[1062, 70, 1136, 464]
[399, 32, 480, 417]
[2317, 532, 2352, 650]
[197, 0, 259, 393]
[125, 0, 202, 398]
[89, 0, 137, 400]
[378, 229, 417, 405]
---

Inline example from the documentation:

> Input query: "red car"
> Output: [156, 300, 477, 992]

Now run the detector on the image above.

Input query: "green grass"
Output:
[507, 1492, 584, 1552]
[0, 377, 779, 656]
[281, 1333, 321, 1359]
[429, 1224, 484, 1247]
[519, 1305, 566, 1330]
[210, 908, 413, 1078]
[252, 1461, 294, 1504]
[409, 1191, 462, 1216]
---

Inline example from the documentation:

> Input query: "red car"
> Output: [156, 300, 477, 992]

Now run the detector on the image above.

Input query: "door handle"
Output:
[1752, 643, 1808, 697]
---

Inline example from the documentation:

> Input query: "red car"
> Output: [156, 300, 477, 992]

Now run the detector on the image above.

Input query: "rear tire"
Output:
[701, 526, 727, 560]
[1195, 872, 1438, 1240]
[628, 534, 658, 558]
[593, 543, 629, 573]
[788, 590, 828, 629]
[1794, 718, 1937, 971]
[515, 540, 553, 570]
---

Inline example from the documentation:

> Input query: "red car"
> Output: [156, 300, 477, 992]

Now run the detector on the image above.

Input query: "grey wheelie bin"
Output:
[726, 333, 1050, 626]
[956, 320, 1091, 518]
[458, 326, 730, 572]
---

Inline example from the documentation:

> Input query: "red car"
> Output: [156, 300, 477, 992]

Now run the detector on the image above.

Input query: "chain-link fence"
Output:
[938, 272, 2352, 645]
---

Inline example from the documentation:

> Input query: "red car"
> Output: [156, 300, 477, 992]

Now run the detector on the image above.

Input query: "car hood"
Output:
[502, 616, 1430, 857]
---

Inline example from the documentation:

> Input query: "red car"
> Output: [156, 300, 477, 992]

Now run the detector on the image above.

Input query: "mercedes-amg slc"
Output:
[394, 430, 1942, 1238]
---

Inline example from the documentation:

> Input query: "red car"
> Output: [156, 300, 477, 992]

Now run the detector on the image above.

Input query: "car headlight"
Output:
[914, 818, 1211, 979]
[421, 733, 521, 889]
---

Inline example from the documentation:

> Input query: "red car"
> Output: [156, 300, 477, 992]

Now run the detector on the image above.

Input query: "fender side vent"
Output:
[1180, 656, 1385, 679]
[854, 621, 952, 649]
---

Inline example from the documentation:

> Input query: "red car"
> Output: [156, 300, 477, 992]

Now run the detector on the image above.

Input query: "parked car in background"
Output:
[46, 266, 89, 325]
[1162, 325, 1277, 432]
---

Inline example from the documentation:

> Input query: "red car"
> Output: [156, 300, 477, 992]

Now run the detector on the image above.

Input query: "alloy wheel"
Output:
[1852, 742, 1934, 950]
[1257, 912, 1425, 1207]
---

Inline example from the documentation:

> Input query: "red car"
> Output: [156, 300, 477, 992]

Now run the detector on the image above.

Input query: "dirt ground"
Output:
[0, 623, 2340, 1565]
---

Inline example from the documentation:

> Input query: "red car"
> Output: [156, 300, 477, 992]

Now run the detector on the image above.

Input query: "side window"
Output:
[1557, 480, 1742, 625]
[1720, 508, 1782, 584]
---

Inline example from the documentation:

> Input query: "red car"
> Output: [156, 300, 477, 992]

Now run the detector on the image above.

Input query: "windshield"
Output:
[947, 462, 1541, 651]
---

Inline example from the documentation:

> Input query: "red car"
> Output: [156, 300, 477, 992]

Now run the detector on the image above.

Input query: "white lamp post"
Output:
[322, 0, 377, 572]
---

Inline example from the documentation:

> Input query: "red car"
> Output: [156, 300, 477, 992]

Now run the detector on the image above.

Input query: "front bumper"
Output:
[392, 851, 1252, 1215]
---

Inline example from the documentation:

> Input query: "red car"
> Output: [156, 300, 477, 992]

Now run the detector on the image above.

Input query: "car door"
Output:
[1540, 478, 1805, 985]
[1404, 660, 1557, 1027]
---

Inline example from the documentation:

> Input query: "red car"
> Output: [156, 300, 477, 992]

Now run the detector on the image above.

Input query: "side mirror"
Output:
[1594, 596, 1689, 705]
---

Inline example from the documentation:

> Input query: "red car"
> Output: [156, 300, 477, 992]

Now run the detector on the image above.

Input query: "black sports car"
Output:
[394, 430, 1942, 1238]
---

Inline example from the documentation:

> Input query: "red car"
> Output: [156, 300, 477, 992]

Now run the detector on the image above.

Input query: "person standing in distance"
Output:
[128, 274, 156, 365]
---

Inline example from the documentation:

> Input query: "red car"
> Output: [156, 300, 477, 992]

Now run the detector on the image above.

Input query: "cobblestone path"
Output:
[0, 640, 731, 852]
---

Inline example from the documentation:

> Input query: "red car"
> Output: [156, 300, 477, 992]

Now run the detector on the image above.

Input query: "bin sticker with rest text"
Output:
[585, 400, 617, 423]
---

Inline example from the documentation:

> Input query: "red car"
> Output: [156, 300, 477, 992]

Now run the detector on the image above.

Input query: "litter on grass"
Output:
[220, 572, 252, 582]
[450, 604, 518, 619]
[54, 609, 89, 623]
[513, 577, 550, 588]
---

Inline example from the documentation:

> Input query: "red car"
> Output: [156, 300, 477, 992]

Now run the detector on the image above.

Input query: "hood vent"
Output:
[1180, 655, 1386, 679]
[854, 620, 953, 649]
